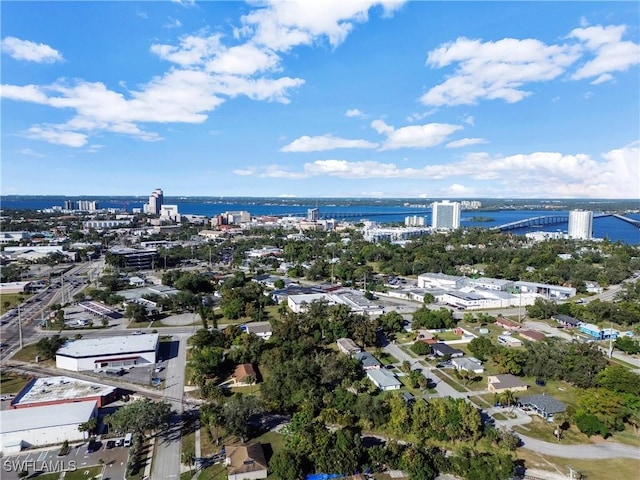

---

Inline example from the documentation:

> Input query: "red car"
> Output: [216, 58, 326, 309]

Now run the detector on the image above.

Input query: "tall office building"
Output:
[307, 208, 319, 222]
[568, 210, 593, 240]
[146, 188, 164, 215]
[405, 215, 426, 227]
[431, 200, 461, 230]
[64, 200, 76, 210]
[77, 200, 99, 211]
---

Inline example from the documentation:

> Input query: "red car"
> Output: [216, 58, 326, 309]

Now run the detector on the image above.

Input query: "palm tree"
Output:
[182, 449, 196, 473]
[78, 417, 98, 439]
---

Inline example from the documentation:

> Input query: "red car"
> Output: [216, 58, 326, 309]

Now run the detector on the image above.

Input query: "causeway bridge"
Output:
[493, 213, 640, 232]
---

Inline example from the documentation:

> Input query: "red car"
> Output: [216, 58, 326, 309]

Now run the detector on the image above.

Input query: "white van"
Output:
[123, 433, 132, 447]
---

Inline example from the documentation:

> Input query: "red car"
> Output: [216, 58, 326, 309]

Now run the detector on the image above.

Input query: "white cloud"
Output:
[463, 115, 475, 126]
[281, 134, 378, 152]
[440, 183, 475, 196]
[278, 194, 297, 198]
[164, 17, 182, 29]
[3, 2, 404, 148]
[406, 109, 436, 122]
[25, 125, 88, 147]
[570, 25, 640, 81]
[86, 144, 104, 154]
[372, 120, 463, 150]
[170, 0, 196, 7]
[239, 0, 405, 52]
[422, 36, 581, 106]
[233, 143, 640, 198]
[446, 137, 488, 148]
[579, 16, 589, 28]
[17, 148, 45, 157]
[346, 108, 365, 118]
[590, 73, 613, 85]
[1, 37, 63, 63]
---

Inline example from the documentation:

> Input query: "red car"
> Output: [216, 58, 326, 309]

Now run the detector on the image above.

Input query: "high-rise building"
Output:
[146, 188, 164, 215]
[307, 208, 319, 222]
[432, 200, 461, 230]
[405, 215, 426, 227]
[77, 200, 99, 211]
[64, 200, 76, 210]
[568, 210, 593, 240]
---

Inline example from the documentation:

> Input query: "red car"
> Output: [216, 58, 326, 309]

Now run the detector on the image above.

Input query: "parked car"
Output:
[535, 378, 546, 386]
[154, 366, 163, 373]
[132, 331, 144, 335]
[86, 439, 100, 453]
[106, 440, 116, 449]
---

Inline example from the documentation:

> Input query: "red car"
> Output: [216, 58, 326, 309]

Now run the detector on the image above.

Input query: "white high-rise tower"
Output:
[568, 210, 593, 239]
[145, 188, 164, 215]
[432, 200, 461, 230]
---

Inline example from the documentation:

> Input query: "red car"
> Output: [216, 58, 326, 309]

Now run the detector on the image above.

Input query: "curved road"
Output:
[517, 433, 640, 459]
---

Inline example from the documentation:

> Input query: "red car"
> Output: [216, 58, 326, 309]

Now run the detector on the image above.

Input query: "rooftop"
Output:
[355, 351, 381, 368]
[56, 333, 159, 358]
[225, 443, 267, 474]
[12, 376, 116, 407]
[0, 400, 96, 433]
[488, 374, 528, 389]
[367, 368, 402, 388]
[519, 394, 566, 414]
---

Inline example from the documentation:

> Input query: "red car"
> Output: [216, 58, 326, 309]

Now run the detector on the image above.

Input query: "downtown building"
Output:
[568, 210, 593, 240]
[144, 188, 164, 215]
[432, 200, 461, 230]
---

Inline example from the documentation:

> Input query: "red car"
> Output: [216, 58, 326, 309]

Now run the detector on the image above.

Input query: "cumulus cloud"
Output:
[421, 36, 581, 106]
[345, 108, 365, 117]
[1, 37, 63, 63]
[422, 23, 639, 106]
[446, 137, 488, 148]
[17, 148, 45, 157]
[1, 1, 404, 147]
[281, 134, 378, 152]
[570, 25, 640, 81]
[372, 119, 462, 150]
[233, 143, 640, 198]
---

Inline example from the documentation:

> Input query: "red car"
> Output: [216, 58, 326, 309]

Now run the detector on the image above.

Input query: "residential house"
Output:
[225, 443, 268, 480]
[518, 330, 546, 342]
[336, 338, 361, 356]
[518, 394, 566, 419]
[552, 314, 581, 328]
[487, 374, 528, 394]
[452, 357, 485, 374]
[579, 323, 619, 340]
[242, 322, 273, 341]
[232, 364, 257, 386]
[495, 317, 522, 331]
[366, 369, 402, 391]
[414, 330, 435, 342]
[498, 335, 523, 348]
[431, 343, 464, 358]
[354, 352, 381, 370]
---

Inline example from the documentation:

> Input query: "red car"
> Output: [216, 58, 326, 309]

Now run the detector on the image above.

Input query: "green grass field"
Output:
[0, 372, 31, 394]
[64, 465, 103, 480]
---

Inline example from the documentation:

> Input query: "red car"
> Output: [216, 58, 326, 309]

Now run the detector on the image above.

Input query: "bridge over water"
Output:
[493, 213, 640, 232]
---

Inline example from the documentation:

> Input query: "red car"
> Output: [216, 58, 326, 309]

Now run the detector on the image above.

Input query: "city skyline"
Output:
[1, 1, 639, 198]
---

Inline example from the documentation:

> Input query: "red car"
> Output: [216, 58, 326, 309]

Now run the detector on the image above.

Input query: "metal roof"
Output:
[518, 394, 566, 414]
[56, 333, 159, 358]
[0, 401, 96, 433]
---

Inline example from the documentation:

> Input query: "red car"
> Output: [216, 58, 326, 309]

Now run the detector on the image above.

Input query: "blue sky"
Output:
[1, 1, 639, 198]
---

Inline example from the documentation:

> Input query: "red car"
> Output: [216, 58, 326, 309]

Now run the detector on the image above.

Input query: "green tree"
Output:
[222, 395, 263, 441]
[104, 399, 172, 437]
[269, 449, 306, 480]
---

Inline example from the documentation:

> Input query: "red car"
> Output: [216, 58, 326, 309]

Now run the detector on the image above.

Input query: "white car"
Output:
[154, 366, 163, 373]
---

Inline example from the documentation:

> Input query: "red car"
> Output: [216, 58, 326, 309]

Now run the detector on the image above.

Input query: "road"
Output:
[516, 432, 640, 459]
[151, 333, 189, 480]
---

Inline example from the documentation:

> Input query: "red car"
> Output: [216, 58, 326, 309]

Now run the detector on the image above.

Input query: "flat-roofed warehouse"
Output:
[0, 400, 97, 454]
[10, 376, 118, 409]
[56, 333, 159, 372]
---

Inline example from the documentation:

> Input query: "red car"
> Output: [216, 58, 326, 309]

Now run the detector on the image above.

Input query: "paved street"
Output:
[151, 333, 189, 480]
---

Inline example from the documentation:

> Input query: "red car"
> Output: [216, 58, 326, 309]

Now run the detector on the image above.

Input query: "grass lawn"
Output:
[0, 372, 31, 393]
[396, 374, 425, 396]
[431, 369, 467, 393]
[435, 331, 461, 341]
[0, 293, 28, 315]
[193, 462, 227, 480]
[514, 416, 588, 445]
[399, 345, 418, 358]
[377, 351, 399, 365]
[609, 426, 640, 447]
[10, 342, 55, 365]
[182, 430, 196, 456]
[200, 424, 223, 457]
[492, 412, 508, 421]
[517, 448, 640, 480]
[64, 465, 104, 480]
[518, 378, 580, 406]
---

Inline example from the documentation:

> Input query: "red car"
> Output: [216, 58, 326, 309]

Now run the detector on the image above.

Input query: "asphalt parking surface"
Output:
[1, 439, 130, 480]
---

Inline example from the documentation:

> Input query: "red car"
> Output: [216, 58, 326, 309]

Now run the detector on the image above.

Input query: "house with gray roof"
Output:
[518, 394, 566, 419]
[354, 351, 381, 370]
[366, 368, 401, 391]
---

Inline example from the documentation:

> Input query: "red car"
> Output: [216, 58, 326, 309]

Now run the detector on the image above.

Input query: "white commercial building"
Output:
[418, 272, 468, 289]
[432, 200, 461, 230]
[405, 215, 426, 227]
[0, 401, 97, 453]
[160, 204, 180, 221]
[568, 210, 593, 240]
[56, 334, 159, 372]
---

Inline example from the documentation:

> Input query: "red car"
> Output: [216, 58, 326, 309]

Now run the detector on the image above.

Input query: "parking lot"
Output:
[1, 439, 129, 480]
